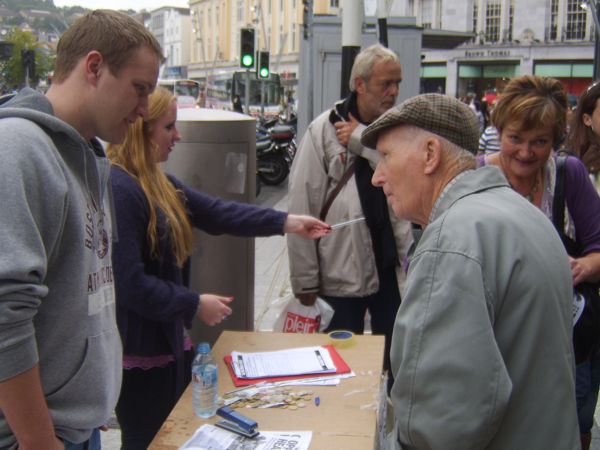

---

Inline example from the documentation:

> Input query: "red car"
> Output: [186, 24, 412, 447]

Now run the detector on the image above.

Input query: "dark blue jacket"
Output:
[110, 166, 286, 376]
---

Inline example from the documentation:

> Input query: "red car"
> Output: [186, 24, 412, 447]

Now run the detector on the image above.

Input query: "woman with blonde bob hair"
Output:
[107, 87, 330, 449]
[478, 75, 600, 450]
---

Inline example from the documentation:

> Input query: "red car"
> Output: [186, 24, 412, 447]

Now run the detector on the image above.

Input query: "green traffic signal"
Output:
[242, 54, 254, 68]
[257, 51, 270, 79]
[240, 28, 255, 69]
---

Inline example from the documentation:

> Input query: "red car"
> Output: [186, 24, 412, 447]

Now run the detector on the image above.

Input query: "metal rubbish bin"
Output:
[161, 108, 256, 345]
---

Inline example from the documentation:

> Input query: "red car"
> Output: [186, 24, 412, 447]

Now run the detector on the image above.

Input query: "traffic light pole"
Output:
[260, 80, 265, 116]
[245, 69, 250, 115]
[340, 1, 363, 99]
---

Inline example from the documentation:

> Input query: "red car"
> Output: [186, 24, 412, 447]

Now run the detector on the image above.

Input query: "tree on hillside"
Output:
[0, 27, 54, 90]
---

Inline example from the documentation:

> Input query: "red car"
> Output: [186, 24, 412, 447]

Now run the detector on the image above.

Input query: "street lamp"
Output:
[582, 0, 600, 79]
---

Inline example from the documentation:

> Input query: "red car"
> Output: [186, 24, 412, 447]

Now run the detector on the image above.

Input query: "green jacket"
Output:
[390, 166, 578, 449]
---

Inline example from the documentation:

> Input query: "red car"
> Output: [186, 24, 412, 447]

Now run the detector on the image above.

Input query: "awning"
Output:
[458, 63, 520, 78]
[421, 64, 447, 78]
[534, 62, 593, 78]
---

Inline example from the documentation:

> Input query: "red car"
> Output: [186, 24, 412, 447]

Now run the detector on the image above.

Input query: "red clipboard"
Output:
[224, 344, 351, 387]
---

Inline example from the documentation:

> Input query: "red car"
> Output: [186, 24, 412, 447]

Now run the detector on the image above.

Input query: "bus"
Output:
[205, 70, 282, 117]
[158, 79, 202, 107]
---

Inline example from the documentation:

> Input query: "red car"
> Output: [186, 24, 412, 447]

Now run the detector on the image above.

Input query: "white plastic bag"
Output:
[273, 294, 334, 333]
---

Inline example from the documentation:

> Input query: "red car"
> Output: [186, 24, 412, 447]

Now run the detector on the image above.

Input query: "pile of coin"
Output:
[224, 387, 314, 410]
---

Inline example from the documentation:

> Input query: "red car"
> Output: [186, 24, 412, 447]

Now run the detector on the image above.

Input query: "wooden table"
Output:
[150, 330, 385, 449]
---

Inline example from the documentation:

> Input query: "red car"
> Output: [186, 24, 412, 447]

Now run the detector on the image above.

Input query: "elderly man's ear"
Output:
[423, 137, 443, 175]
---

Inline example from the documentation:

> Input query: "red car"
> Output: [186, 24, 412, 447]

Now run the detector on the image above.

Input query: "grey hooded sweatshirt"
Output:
[0, 88, 121, 447]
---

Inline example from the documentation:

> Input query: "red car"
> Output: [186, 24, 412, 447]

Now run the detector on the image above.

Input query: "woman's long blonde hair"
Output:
[107, 87, 193, 267]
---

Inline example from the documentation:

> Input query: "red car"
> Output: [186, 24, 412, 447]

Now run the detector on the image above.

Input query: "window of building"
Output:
[549, 0, 558, 40]
[565, 0, 587, 40]
[472, 2, 477, 33]
[507, 0, 514, 41]
[485, 0, 501, 43]
[330, 0, 339, 7]
[421, 0, 433, 29]
[237, 0, 243, 22]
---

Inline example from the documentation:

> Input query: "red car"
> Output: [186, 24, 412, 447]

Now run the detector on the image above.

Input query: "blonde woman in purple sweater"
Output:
[107, 87, 329, 449]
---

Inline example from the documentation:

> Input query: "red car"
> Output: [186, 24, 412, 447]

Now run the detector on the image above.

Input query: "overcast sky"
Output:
[53, 0, 189, 11]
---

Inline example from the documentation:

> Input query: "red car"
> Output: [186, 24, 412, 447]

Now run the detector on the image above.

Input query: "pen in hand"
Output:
[330, 217, 366, 231]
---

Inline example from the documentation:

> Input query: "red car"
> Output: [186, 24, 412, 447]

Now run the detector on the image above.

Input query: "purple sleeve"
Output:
[169, 176, 288, 237]
[111, 169, 199, 322]
[565, 156, 600, 255]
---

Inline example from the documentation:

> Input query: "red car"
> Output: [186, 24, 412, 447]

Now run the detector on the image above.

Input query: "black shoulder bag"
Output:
[552, 155, 600, 364]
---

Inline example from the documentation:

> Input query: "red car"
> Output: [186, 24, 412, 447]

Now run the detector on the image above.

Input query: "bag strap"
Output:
[552, 155, 567, 239]
[319, 162, 355, 220]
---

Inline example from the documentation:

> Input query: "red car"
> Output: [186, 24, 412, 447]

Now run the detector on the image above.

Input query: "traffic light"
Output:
[257, 51, 269, 79]
[240, 28, 255, 69]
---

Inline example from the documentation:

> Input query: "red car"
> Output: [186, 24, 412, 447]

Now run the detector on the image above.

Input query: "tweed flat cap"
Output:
[361, 93, 480, 154]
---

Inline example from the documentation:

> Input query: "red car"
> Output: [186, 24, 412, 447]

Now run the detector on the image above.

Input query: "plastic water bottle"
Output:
[191, 342, 218, 418]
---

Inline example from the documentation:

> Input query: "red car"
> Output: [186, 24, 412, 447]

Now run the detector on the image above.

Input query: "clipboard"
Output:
[224, 344, 351, 387]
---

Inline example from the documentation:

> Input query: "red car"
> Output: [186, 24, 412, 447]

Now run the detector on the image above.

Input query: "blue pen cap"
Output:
[196, 342, 211, 353]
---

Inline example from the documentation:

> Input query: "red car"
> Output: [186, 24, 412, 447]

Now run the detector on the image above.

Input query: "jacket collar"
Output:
[429, 166, 509, 224]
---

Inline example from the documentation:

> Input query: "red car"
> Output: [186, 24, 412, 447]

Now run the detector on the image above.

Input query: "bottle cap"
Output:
[197, 342, 211, 353]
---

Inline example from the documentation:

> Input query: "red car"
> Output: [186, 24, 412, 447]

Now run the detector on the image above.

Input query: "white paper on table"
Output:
[179, 424, 312, 450]
[231, 346, 337, 379]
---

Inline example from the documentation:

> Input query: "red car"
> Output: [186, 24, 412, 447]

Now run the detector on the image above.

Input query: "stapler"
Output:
[215, 405, 260, 438]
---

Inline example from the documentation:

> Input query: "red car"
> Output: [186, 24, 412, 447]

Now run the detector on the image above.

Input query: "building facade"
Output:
[149, 7, 192, 79]
[187, 0, 340, 84]
[400, 0, 595, 100]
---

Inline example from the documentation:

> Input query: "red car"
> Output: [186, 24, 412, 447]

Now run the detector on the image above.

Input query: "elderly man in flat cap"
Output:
[362, 94, 578, 450]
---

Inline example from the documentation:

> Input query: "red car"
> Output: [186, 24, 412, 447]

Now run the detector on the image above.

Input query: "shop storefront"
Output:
[420, 42, 594, 101]
[534, 61, 593, 96]
[456, 62, 519, 102]
[420, 64, 447, 94]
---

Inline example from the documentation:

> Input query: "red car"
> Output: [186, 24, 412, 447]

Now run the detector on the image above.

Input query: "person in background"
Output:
[478, 124, 500, 154]
[107, 87, 330, 449]
[566, 79, 600, 449]
[287, 44, 412, 383]
[480, 75, 600, 450]
[232, 94, 244, 113]
[363, 93, 578, 449]
[568, 80, 600, 191]
[0, 10, 163, 450]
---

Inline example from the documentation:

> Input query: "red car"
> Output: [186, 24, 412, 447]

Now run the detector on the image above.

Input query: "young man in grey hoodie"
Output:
[0, 10, 163, 450]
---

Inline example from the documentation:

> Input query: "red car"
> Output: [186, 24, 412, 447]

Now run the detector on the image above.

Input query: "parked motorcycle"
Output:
[256, 119, 296, 186]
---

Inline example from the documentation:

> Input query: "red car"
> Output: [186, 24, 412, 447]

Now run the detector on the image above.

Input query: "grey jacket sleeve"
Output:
[391, 250, 511, 449]
[347, 123, 381, 166]
[287, 124, 329, 295]
[0, 122, 64, 381]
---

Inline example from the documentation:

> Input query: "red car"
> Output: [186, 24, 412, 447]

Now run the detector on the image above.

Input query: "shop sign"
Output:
[465, 49, 511, 58]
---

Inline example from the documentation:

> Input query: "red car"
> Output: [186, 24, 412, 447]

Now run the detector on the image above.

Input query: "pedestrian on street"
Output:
[488, 75, 600, 450]
[0, 10, 163, 450]
[363, 93, 579, 449]
[287, 44, 412, 385]
[106, 87, 330, 449]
